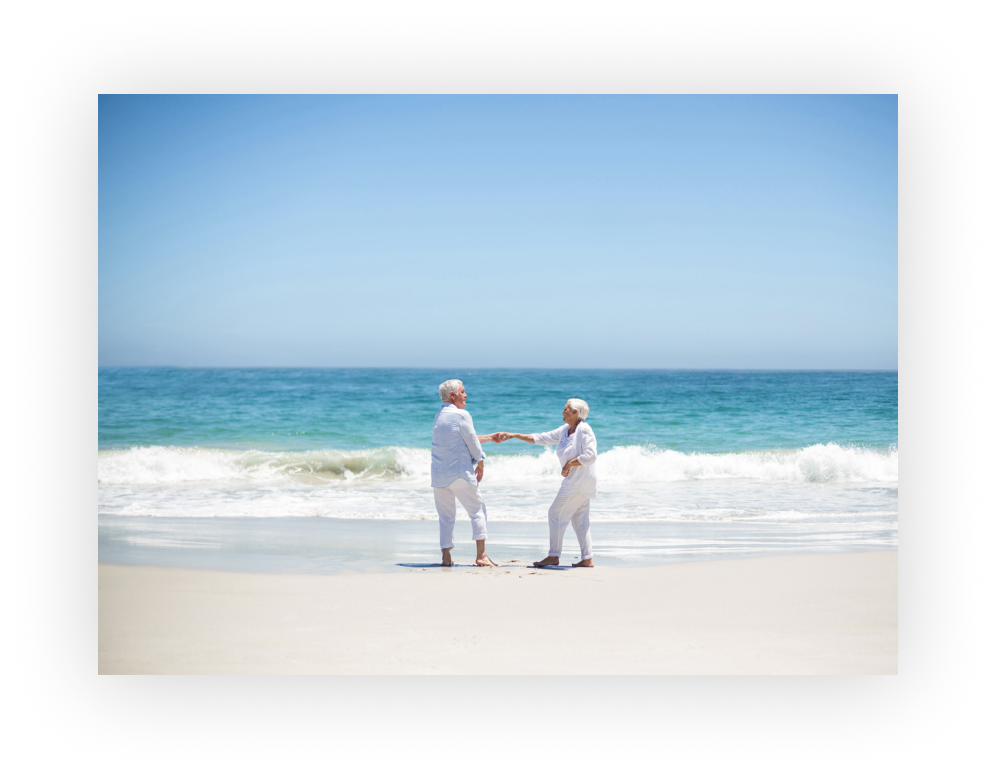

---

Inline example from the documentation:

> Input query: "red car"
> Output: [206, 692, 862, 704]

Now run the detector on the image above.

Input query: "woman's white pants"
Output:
[433, 477, 488, 550]
[548, 489, 593, 560]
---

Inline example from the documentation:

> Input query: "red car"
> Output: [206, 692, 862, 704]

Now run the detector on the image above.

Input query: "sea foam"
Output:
[98, 443, 898, 486]
[592, 443, 898, 483]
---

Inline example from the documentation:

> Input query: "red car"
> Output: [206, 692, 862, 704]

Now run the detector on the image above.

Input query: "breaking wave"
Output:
[98, 443, 898, 486]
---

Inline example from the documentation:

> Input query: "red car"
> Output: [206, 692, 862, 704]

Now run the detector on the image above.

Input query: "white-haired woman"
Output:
[499, 398, 597, 568]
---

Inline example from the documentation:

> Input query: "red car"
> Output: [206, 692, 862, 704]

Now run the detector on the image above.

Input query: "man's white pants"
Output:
[433, 477, 488, 550]
[548, 488, 593, 560]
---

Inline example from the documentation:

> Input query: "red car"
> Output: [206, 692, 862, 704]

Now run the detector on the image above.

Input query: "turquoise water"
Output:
[99, 368, 897, 453]
[98, 369, 898, 568]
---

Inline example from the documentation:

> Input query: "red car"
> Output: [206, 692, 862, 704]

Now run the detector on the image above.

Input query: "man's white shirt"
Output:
[431, 403, 486, 488]
[532, 421, 598, 498]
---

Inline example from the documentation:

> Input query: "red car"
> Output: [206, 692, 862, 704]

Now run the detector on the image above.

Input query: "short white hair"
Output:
[567, 398, 589, 420]
[439, 379, 464, 402]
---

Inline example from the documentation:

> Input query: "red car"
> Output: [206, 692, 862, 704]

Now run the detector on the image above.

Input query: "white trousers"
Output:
[433, 477, 488, 550]
[548, 489, 593, 560]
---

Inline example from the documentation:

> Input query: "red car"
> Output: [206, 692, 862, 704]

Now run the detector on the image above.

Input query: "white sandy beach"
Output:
[99, 551, 896, 674]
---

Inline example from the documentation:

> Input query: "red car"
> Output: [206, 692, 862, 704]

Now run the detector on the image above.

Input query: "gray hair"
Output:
[567, 398, 589, 420]
[438, 379, 464, 402]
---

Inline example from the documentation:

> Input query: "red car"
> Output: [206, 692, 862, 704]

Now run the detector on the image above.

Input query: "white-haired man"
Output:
[432, 379, 505, 566]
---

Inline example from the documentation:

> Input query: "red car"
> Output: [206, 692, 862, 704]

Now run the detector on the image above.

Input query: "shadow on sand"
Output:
[396, 562, 572, 571]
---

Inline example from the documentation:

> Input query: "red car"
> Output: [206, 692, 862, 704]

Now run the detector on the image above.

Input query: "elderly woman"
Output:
[500, 398, 597, 568]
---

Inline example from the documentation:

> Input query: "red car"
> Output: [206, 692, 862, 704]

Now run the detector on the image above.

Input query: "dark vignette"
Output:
[7, 12, 973, 773]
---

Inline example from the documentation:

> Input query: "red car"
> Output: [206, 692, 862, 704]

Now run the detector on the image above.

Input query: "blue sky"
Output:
[99, 95, 897, 368]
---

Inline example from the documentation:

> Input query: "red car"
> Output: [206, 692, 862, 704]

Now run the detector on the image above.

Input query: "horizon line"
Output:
[97, 365, 899, 372]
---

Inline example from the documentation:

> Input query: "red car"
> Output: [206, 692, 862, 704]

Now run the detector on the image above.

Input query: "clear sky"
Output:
[98, 95, 897, 369]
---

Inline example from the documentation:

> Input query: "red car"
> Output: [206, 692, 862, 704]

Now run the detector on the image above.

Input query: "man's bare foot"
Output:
[572, 559, 595, 567]
[475, 555, 497, 566]
[533, 556, 560, 567]
[442, 548, 454, 567]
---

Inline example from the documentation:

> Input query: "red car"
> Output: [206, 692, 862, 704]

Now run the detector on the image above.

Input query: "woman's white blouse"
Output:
[532, 422, 598, 498]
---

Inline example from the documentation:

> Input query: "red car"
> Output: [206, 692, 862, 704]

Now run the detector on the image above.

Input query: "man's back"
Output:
[431, 404, 485, 488]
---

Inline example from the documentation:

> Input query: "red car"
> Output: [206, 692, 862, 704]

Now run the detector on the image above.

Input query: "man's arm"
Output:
[459, 414, 487, 467]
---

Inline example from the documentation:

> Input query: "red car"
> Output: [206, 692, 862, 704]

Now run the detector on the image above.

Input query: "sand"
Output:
[98, 551, 897, 674]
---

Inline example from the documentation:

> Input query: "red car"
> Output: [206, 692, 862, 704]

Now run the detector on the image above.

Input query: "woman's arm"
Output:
[576, 426, 597, 466]
[502, 426, 565, 446]
[562, 427, 597, 476]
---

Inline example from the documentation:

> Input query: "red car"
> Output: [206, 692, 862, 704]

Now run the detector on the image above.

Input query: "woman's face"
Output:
[562, 402, 580, 424]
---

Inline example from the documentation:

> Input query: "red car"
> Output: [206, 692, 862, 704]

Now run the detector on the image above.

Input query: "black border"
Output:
[2, 6, 996, 774]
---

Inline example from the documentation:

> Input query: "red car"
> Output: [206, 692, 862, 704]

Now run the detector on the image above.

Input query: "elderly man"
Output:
[432, 379, 504, 567]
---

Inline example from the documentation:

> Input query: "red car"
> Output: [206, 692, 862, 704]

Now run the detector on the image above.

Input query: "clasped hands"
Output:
[484, 433, 579, 478]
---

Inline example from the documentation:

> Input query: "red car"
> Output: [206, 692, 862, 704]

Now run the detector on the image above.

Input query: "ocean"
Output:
[98, 368, 898, 571]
